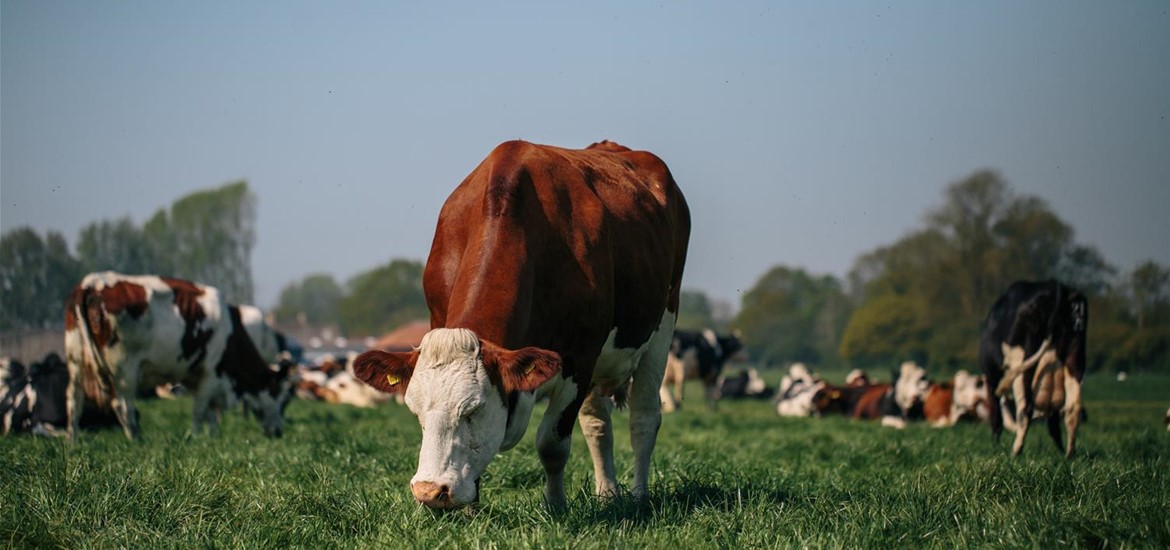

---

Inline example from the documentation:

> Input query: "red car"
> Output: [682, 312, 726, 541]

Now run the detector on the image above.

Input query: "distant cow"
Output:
[2, 353, 120, 435]
[659, 329, 744, 411]
[845, 368, 871, 387]
[774, 363, 831, 417]
[922, 371, 989, 428]
[351, 140, 690, 510]
[64, 272, 295, 439]
[718, 368, 773, 400]
[980, 280, 1087, 457]
[819, 362, 931, 428]
[296, 354, 392, 408]
[1, 354, 69, 435]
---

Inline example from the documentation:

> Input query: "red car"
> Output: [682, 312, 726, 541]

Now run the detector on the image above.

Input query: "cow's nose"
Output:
[411, 481, 455, 509]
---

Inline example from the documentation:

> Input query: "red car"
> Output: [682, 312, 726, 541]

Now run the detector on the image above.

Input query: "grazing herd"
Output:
[1, 139, 1164, 514]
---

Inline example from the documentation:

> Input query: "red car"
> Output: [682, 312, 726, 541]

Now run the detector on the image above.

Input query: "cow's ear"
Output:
[352, 349, 418, 395]
[481, 341, 561, 393]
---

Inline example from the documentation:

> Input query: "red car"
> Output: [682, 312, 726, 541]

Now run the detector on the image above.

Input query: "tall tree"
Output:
[1127, 260, 1170, 329]
[76, 217, 157, 275]
[0, 227, 82, 329]
[843, 169, 1115, 368]
[142, 181, 257, 303]
[733, 265, 850, 367]
[273, 274, 345, 325]
[676, 289, 717, 331]
[337, 259, 427, 336]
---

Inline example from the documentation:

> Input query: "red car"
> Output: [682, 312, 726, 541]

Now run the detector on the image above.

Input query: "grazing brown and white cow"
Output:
[980, 280, 1087, 457]
[352, 139, 690, 511]
[64, 272, 295, 440]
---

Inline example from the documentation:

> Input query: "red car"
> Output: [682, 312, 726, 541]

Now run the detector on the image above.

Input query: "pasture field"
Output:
[3, 371, 1168, 549]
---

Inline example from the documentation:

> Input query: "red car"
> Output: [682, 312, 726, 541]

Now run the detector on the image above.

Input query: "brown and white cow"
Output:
[352, 139, 690, 511]
[816, 362, 931, 428]
[922, 370, 989, 428]
[980, 280, 1087, 457]
[64, 272, 295, 440]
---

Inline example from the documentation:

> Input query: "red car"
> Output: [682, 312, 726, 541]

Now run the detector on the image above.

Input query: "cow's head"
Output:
[352, 328, 561, 509]
[242, 358, 296, 438]
[951, 370, 989, 421]
[893, 361, 930, 413]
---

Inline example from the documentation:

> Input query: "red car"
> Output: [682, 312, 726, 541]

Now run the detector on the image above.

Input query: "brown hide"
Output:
[421, 140, 691, 435]
[924, 383, 954, 425]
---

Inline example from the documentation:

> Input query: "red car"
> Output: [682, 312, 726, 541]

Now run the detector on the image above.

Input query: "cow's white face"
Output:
[404, 333, 509, 508]
[894, 361, 930, 412]
[351, 328, 561, 510]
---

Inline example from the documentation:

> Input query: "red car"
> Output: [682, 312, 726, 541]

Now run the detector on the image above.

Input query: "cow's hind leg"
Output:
[1010, 375, 1031, 456]
[65, 357, 85, 441]
[1062, 370, 1083, 458]
[1046, 414, 1064, 453]
[578, 387, 619, 498]
[629, 320, 671, 499]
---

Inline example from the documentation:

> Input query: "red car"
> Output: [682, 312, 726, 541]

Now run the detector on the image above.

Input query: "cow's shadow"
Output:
[573, 480, 791, 528]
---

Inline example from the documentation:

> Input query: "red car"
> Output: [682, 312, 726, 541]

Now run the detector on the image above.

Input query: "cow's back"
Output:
[423, 140, 690, 356]
[65, 272, 230, 391]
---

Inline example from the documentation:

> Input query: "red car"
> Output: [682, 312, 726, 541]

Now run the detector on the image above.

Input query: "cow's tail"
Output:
[72, 292, 117, 411]
[995, 338, 1051, 396]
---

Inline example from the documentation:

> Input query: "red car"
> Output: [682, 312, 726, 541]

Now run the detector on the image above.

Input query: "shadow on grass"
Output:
[572, 479, 792, 528]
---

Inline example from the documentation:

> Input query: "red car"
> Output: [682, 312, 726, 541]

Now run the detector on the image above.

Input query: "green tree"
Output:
[1, 227, 82, 329]
[844, 170, 1116, 368]
[1127, 260, 1170, 329]
[676, 290, 716, 331]
[273, 274, 345, 325]
[733, 265, 851, 367]
[839, 293, 930, 366]
[337, 259, 427, 336]
[142, 181, 257, 303]
[76, 217, 157, 275]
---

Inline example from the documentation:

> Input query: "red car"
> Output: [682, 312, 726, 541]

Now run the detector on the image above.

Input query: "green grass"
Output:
[3, 373, 1168, 548]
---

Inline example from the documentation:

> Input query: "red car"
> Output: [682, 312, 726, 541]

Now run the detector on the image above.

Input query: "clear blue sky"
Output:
[3, 1, 1168, 310]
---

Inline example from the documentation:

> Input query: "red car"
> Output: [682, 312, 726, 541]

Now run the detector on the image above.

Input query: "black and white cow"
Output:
[64, 272, 296, 440]
[980, 279, 1087, 457]
[659, 329, 744, 411]
[1, 355, 69, 435]
[1, 353, 121, 435]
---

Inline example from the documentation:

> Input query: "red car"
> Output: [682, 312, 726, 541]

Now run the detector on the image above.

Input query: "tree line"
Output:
[3, 171, 1165, 373]
[1, 181, 256, 330]
[726, 170, 1167, 374]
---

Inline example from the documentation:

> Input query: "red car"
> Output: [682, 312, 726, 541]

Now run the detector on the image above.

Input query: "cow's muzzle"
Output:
[411, 481, 459, 509]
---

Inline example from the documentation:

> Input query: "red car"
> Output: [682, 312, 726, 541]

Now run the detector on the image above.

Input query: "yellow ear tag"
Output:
[524, 363, 536, 376]
[386, 373, 401, 386]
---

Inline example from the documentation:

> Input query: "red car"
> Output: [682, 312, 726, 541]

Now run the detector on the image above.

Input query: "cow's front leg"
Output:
[535, 382, 582, 512]
[113, 366, 142, 440]
[191, 378, 223, 436]
[111, 395, 140, 440]
[578, 387, 619, 498]
[1010, 375, 1031, 456]
[1062, 370, 1083, 458]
